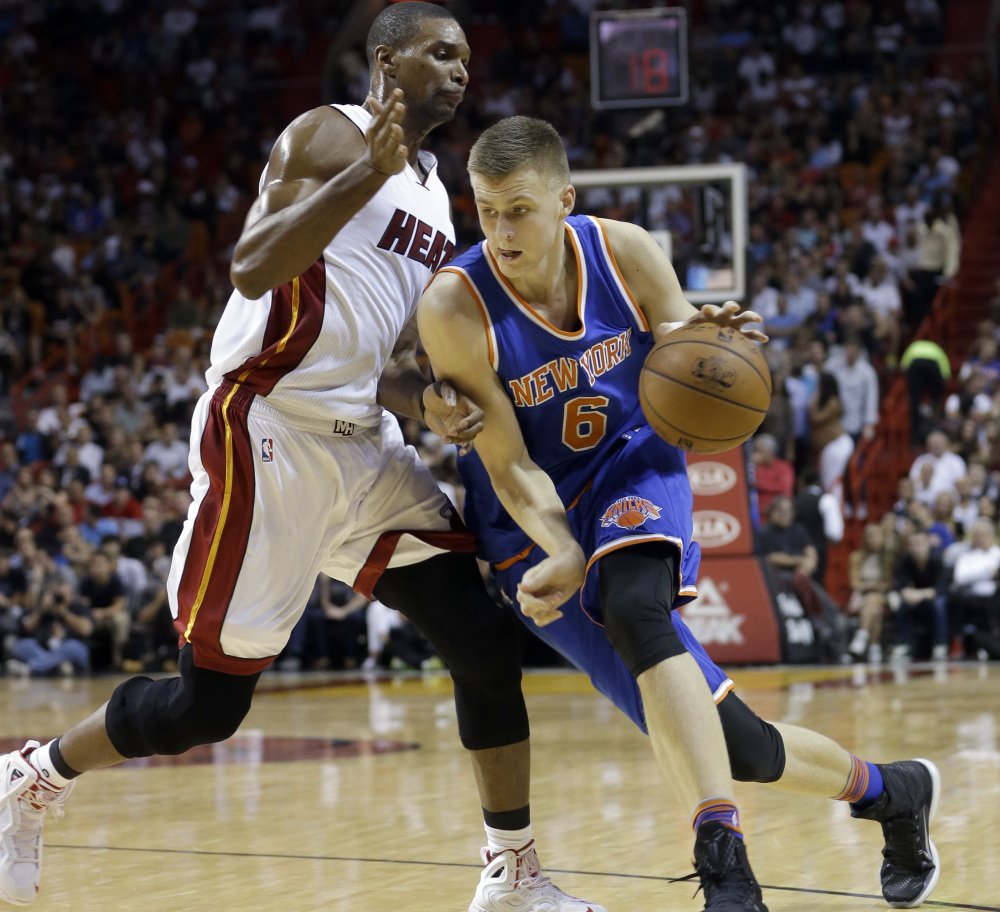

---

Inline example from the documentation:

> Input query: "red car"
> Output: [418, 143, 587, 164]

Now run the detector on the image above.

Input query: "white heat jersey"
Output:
[206, 104, 456, 427]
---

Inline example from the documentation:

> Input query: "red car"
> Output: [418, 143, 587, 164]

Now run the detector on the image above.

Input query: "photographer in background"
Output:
[77, 550, 128, 671]
[6, 579, 93, 677]
[0, 548, 28, 661]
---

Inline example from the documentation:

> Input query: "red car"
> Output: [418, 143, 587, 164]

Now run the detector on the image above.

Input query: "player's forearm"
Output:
[489, 462, 579, 558]
[376, 353, 425, 421]
[231, 159, 390, 299]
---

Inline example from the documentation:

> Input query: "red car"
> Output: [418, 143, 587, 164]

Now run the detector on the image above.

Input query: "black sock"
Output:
[482, 804, 531, 830]
[50, 738, 82, 780]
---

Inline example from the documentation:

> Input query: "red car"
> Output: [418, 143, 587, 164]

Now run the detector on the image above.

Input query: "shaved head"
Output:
[366, 2, 457, 65]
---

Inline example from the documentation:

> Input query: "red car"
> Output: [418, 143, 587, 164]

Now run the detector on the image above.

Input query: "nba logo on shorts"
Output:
[261, 437, 274, 463]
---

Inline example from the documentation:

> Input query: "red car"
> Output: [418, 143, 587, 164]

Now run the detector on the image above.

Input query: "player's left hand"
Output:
[517, 548, 586, 627]
[655, 300, 768, 344]
[422, 381, 484, 453]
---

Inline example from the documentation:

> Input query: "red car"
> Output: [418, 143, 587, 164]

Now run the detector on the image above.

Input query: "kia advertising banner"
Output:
[685, 448, 783, 664]
[686, 449, 755, 557]
[678, 556, 782, 665]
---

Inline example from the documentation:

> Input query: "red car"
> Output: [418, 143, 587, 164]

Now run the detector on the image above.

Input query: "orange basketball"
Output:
[639, 322, 771, 454]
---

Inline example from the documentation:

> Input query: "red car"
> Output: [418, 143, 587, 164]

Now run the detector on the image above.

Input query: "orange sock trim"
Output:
[834, 754, 870, 803]
[691, 798, 743, 835]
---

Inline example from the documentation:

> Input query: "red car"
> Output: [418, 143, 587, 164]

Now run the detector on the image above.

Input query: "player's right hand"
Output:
[517, 547, 586, 627]
[422, 381, 484, 454]
[676, 300, 769, 343]
[365, 88, 408, 176]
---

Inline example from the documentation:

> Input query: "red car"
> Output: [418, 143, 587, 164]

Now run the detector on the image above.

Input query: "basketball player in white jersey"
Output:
[0, 6, 602, 911]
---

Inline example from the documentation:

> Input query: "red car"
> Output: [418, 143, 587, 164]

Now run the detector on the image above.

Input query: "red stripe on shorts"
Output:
[224, 258, 326, 396]
[174, 382, 265, 674]
[354, 529, 478, 599]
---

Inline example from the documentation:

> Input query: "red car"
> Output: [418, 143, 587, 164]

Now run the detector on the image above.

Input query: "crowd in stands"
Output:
[1, 0, 997, 676]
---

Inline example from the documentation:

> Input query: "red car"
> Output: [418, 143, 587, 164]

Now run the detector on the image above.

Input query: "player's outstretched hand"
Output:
[422, 381, 484, 454]
[365, 88, 408, 177]
[654, 300, 768, 344]
[517, 548, 586, 627]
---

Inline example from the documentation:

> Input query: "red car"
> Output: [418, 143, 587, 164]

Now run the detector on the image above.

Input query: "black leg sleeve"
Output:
[374, 553, 529, 750]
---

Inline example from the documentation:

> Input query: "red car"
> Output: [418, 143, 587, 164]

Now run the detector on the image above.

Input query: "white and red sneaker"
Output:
[0, 741, 73, 906]
[469, 840, 607, 912]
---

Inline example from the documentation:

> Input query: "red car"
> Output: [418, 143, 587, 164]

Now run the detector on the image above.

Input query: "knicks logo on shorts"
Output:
[261, 438, 274, 463]
[600, 496, 662, 530]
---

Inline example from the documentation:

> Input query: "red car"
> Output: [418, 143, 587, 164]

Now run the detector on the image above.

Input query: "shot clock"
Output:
[590, 8, 689, 110]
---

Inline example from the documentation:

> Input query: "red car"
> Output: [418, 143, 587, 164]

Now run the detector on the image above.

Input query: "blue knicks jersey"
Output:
[446, 215, 656, 564]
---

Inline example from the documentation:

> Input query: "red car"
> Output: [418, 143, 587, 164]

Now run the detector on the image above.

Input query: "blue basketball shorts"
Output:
[492, 424, 732, 732]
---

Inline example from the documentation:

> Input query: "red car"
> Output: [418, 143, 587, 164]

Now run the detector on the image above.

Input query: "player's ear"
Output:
[374, 45, 397, 79]
[560, 183, 576, 217]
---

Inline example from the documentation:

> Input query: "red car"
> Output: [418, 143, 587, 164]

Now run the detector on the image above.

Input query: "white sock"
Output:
[27, 740, 73, 788]
[484, 823, 533, 855]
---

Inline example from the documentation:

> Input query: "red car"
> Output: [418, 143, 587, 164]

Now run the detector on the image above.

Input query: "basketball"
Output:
[639, 322, 771, 454]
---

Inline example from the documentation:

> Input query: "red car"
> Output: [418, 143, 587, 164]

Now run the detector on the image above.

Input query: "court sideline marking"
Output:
[46, 843, 997, 911]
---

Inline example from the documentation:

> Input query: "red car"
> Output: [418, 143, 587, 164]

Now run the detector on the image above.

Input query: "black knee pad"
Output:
[717, 692, 786, 783]
[106, 646, 260, 758]
[598, 544, 685, 677]
[375, 553, 529, 751]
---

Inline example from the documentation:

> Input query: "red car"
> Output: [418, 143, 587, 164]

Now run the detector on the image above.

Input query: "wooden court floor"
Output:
[1, 662, 998, 912]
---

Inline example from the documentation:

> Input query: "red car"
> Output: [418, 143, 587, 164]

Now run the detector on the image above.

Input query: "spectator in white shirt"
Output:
[920, 146, 960, 196]
[100, 535, 148, 613]
[858, 258, 902, 358]
[895, 219, 923, 289]
[163, 347, 208, 424]
[826, 336, 880, 440]
[952, 475, 981, 537]
[781, 12, 820, 57]
[895, 185, 928, 233]
[143, 422, 190, 481]
[55, 423, 104, 482]
[78, 358, 117, 403]
[737, 42, 777, 103]
[112, 377, 152, 437]
[750, 272, 780, 321]
[784, 272, 818, 320]
[35, 383, 86, 438]
[861, 198, 897, 256]
[945, 518, 1000, 659]
[910, 430, 968, 501]
[825, 258, 861, 297]
[873, 8, 906, 55]
[945, 369, 994, 424]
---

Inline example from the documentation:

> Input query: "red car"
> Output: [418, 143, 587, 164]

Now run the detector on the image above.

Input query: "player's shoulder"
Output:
[593, 217, 662, 276]
[593, 216, 655, 256]
[421, 267, 477, 318]
[418, 267, 493, 368]
[269, 105, 366, 180]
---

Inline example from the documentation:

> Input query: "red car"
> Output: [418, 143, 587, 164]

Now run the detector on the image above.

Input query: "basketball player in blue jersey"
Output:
[0, 9, 603, 912]
[419, 116, 941, 911]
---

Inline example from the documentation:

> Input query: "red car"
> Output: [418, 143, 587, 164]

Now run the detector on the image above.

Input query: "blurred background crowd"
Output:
[0, 0, 998, 677]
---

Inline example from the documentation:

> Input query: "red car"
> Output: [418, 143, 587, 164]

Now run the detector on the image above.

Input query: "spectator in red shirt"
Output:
[752, 433, 795, 518]
[100, 481, 144, 539]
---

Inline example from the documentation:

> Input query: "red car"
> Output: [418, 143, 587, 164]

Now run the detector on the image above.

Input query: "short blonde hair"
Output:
[469, 116, 570, 185]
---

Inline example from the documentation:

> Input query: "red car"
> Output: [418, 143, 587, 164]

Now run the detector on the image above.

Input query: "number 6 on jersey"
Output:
[562, 396, 610, 451]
